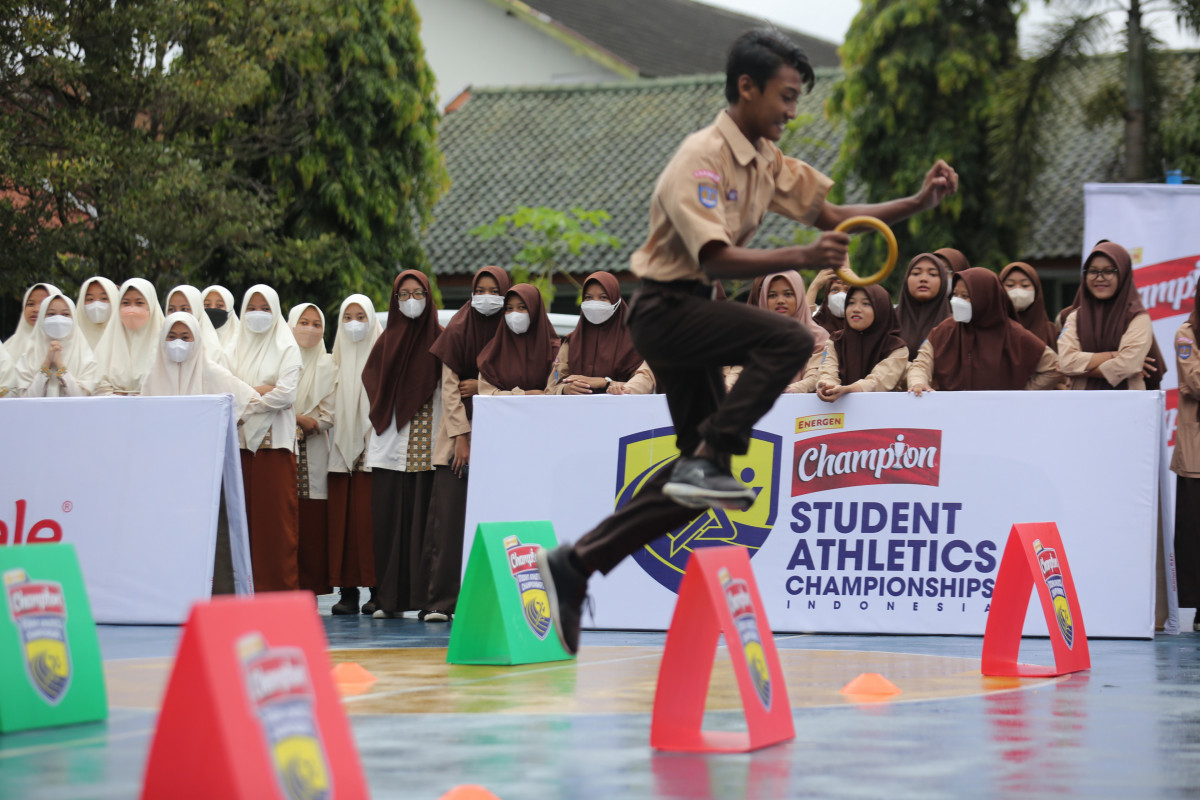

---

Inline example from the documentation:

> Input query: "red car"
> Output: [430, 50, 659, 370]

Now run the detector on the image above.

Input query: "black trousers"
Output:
[574, 280, 813, 575]
[1176, 475, 1200, 608]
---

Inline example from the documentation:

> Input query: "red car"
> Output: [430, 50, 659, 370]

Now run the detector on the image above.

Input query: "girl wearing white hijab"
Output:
[141, 312, 261, 596]
[15, 293, 99, 397]
[232, 284, 303, 592]
[326, 294, 381, 616]
[165, 285, 228, 367]
[202, 285, 241, 365]
[77, 276, 120, 350]
[6, 283, 62, 365]
[0, 341, 14, 397]
[94, 278, 165, 395]
[287, 302, 336, 598]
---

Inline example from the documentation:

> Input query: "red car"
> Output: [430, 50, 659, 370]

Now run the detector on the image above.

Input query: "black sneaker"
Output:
[535, 544, 588, 656]
[663, 457, 755, 511]
[331, 587, 360, 615]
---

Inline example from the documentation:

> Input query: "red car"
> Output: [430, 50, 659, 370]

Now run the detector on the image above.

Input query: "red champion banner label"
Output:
[792, 428, 942, 496]
[1133, 255, 1200, 321]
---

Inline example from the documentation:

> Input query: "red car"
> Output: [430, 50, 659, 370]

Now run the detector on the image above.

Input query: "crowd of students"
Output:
[1, 238, 1195, 621]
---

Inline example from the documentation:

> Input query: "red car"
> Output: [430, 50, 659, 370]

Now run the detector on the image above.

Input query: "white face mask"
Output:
[827, 291, 847, 318]
[84, 301, 111, 324]
[580, 299, 619, 325]
[165, 339, 194, 364]
[243, 310, 274, 333]
[950, 296, 973, 324]
[345, 320, 369, 342]
[42, 315, 74, 341]
[399, 297, 426, 319]
[471, 294, 504, 316]
[1007, 287, 1035, 312]
[505, 311, 530, 335]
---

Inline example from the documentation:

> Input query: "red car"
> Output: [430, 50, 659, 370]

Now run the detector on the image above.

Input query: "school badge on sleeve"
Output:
[719, 568, 771, 710]
[5, 568, 71, 705]
[618, 427, 781, 593]
[239, 632, 333, 800]
[698, 185, 719, 208]
[505, 535, 552, 640]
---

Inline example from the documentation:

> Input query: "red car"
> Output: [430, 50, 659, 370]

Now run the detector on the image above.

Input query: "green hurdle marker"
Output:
[0, 543, 106, 734]
[447, 521, 575, 666]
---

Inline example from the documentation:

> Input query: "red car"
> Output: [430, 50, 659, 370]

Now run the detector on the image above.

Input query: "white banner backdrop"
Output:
[1083, 182, 1200, 633]
[467, 392, 1162, 638]
[0, 395, 252, 623]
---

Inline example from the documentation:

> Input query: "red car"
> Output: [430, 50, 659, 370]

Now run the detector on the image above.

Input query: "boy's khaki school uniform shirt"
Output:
[631, 111, 833, 284]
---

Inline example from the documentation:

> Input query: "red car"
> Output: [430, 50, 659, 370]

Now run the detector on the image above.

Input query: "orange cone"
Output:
[839, 672, 902, 699]
[438, 785, 502, 800]
[331, 662, 377, 697]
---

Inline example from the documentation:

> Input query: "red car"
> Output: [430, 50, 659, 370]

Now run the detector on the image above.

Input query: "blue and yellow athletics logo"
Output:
[505, 535, 553, 640]
[618, 427, 781, 593]
[5, 568, 71, 705]
[239, 633, 333, 800]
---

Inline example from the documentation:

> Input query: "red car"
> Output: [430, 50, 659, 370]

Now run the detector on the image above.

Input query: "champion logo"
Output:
[1132, 256, 1200, 321]
[792, 428, 942, 496]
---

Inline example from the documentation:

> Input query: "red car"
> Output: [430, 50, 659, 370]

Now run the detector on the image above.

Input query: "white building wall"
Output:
[413, 0, 628, 103]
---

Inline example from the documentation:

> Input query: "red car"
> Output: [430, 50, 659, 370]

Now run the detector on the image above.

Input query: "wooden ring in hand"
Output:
[833, 216, 898, 287]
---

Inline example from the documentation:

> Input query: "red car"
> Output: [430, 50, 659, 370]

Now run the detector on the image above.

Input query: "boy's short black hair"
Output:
[725, 28, 815, 104]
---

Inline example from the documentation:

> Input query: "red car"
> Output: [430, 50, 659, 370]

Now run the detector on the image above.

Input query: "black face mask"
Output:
[205, 307, 229, 329]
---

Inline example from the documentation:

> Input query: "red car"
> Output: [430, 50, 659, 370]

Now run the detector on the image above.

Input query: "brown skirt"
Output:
[421, 466, 469, 614]
[371, 468, 435, 613]
[298, 499, 332, 595]
[328, 471, 376, 587]
[240, 448, 300, 593]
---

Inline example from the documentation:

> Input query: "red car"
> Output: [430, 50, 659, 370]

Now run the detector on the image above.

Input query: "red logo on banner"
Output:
[1132, 255, 1200, 321]
[792, 428, 942, 496]
[0, 500, 65, 546]
[1167, 388, 1180, 448]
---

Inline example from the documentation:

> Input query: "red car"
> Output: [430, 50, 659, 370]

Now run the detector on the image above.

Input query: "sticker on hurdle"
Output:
[140, 592, 369, 800]
[447, 521, 573, 666]
[981, 522, 1090, 677]
[650, 546, 793, 753]
[0, 543, 107, 734]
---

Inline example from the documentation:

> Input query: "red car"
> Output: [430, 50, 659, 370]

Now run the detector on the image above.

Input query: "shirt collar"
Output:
[715, 111, 773, 167]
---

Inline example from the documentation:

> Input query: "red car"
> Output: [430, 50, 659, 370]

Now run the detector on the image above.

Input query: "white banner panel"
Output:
[467, 392, 1161, 638]
[0, 395, 252, 623]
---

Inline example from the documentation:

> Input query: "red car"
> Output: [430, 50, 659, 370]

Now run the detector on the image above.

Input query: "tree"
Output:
[469, 206, 621, 305]
[0, 0, 445, 319]
[827, 0, 1022, 279]
[228, 0, 447, 313]
[1162, 74, 1200, 179]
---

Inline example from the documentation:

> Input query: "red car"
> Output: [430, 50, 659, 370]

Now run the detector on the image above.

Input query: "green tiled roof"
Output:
[424, 56, 1198, 276]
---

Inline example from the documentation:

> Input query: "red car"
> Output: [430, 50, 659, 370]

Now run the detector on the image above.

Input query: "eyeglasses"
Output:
[1084, 268, 1119, 280]
[397, 290, 427, 301]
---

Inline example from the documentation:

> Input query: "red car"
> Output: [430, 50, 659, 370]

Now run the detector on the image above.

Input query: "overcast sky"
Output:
[700, 1, 1200, 52]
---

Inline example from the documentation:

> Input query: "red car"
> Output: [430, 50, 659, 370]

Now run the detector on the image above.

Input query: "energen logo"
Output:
[793, 428, 942, 496]
[5, 568, 71, 705]
[795, 413, 844, 435]
[617, 427, 781, 593]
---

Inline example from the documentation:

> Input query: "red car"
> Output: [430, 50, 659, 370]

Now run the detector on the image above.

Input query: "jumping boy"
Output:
[536, 29, 959, 655]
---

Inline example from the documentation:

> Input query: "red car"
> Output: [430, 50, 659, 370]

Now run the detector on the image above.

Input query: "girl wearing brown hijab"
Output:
[418, 265, 511, 621]
[1000, 262, 1058, 350]
[547, 272, 649, 395]
[476, 284, 557, 396]
[934, 247, 970, 274]
[816, 285, 909, 400]
[908, 268, 1061, 393]
[1171, 279, 1200, 628]
[362, 269, 443, 618]
[1058, 242, 1158, 391]
[897, 253, 952, 361]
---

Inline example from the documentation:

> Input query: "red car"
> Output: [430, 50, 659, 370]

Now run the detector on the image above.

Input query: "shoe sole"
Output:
[663, 481, 755, 512]
[534, 546, 578, 656]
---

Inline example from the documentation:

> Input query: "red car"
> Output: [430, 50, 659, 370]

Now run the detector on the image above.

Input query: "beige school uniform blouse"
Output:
[725, 349, 823, 394]
[817, 345, 910, 392]
[905, 341, 1062, 391]
[1057, 311, 1152, 391]
[544, 340, 654, 395]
